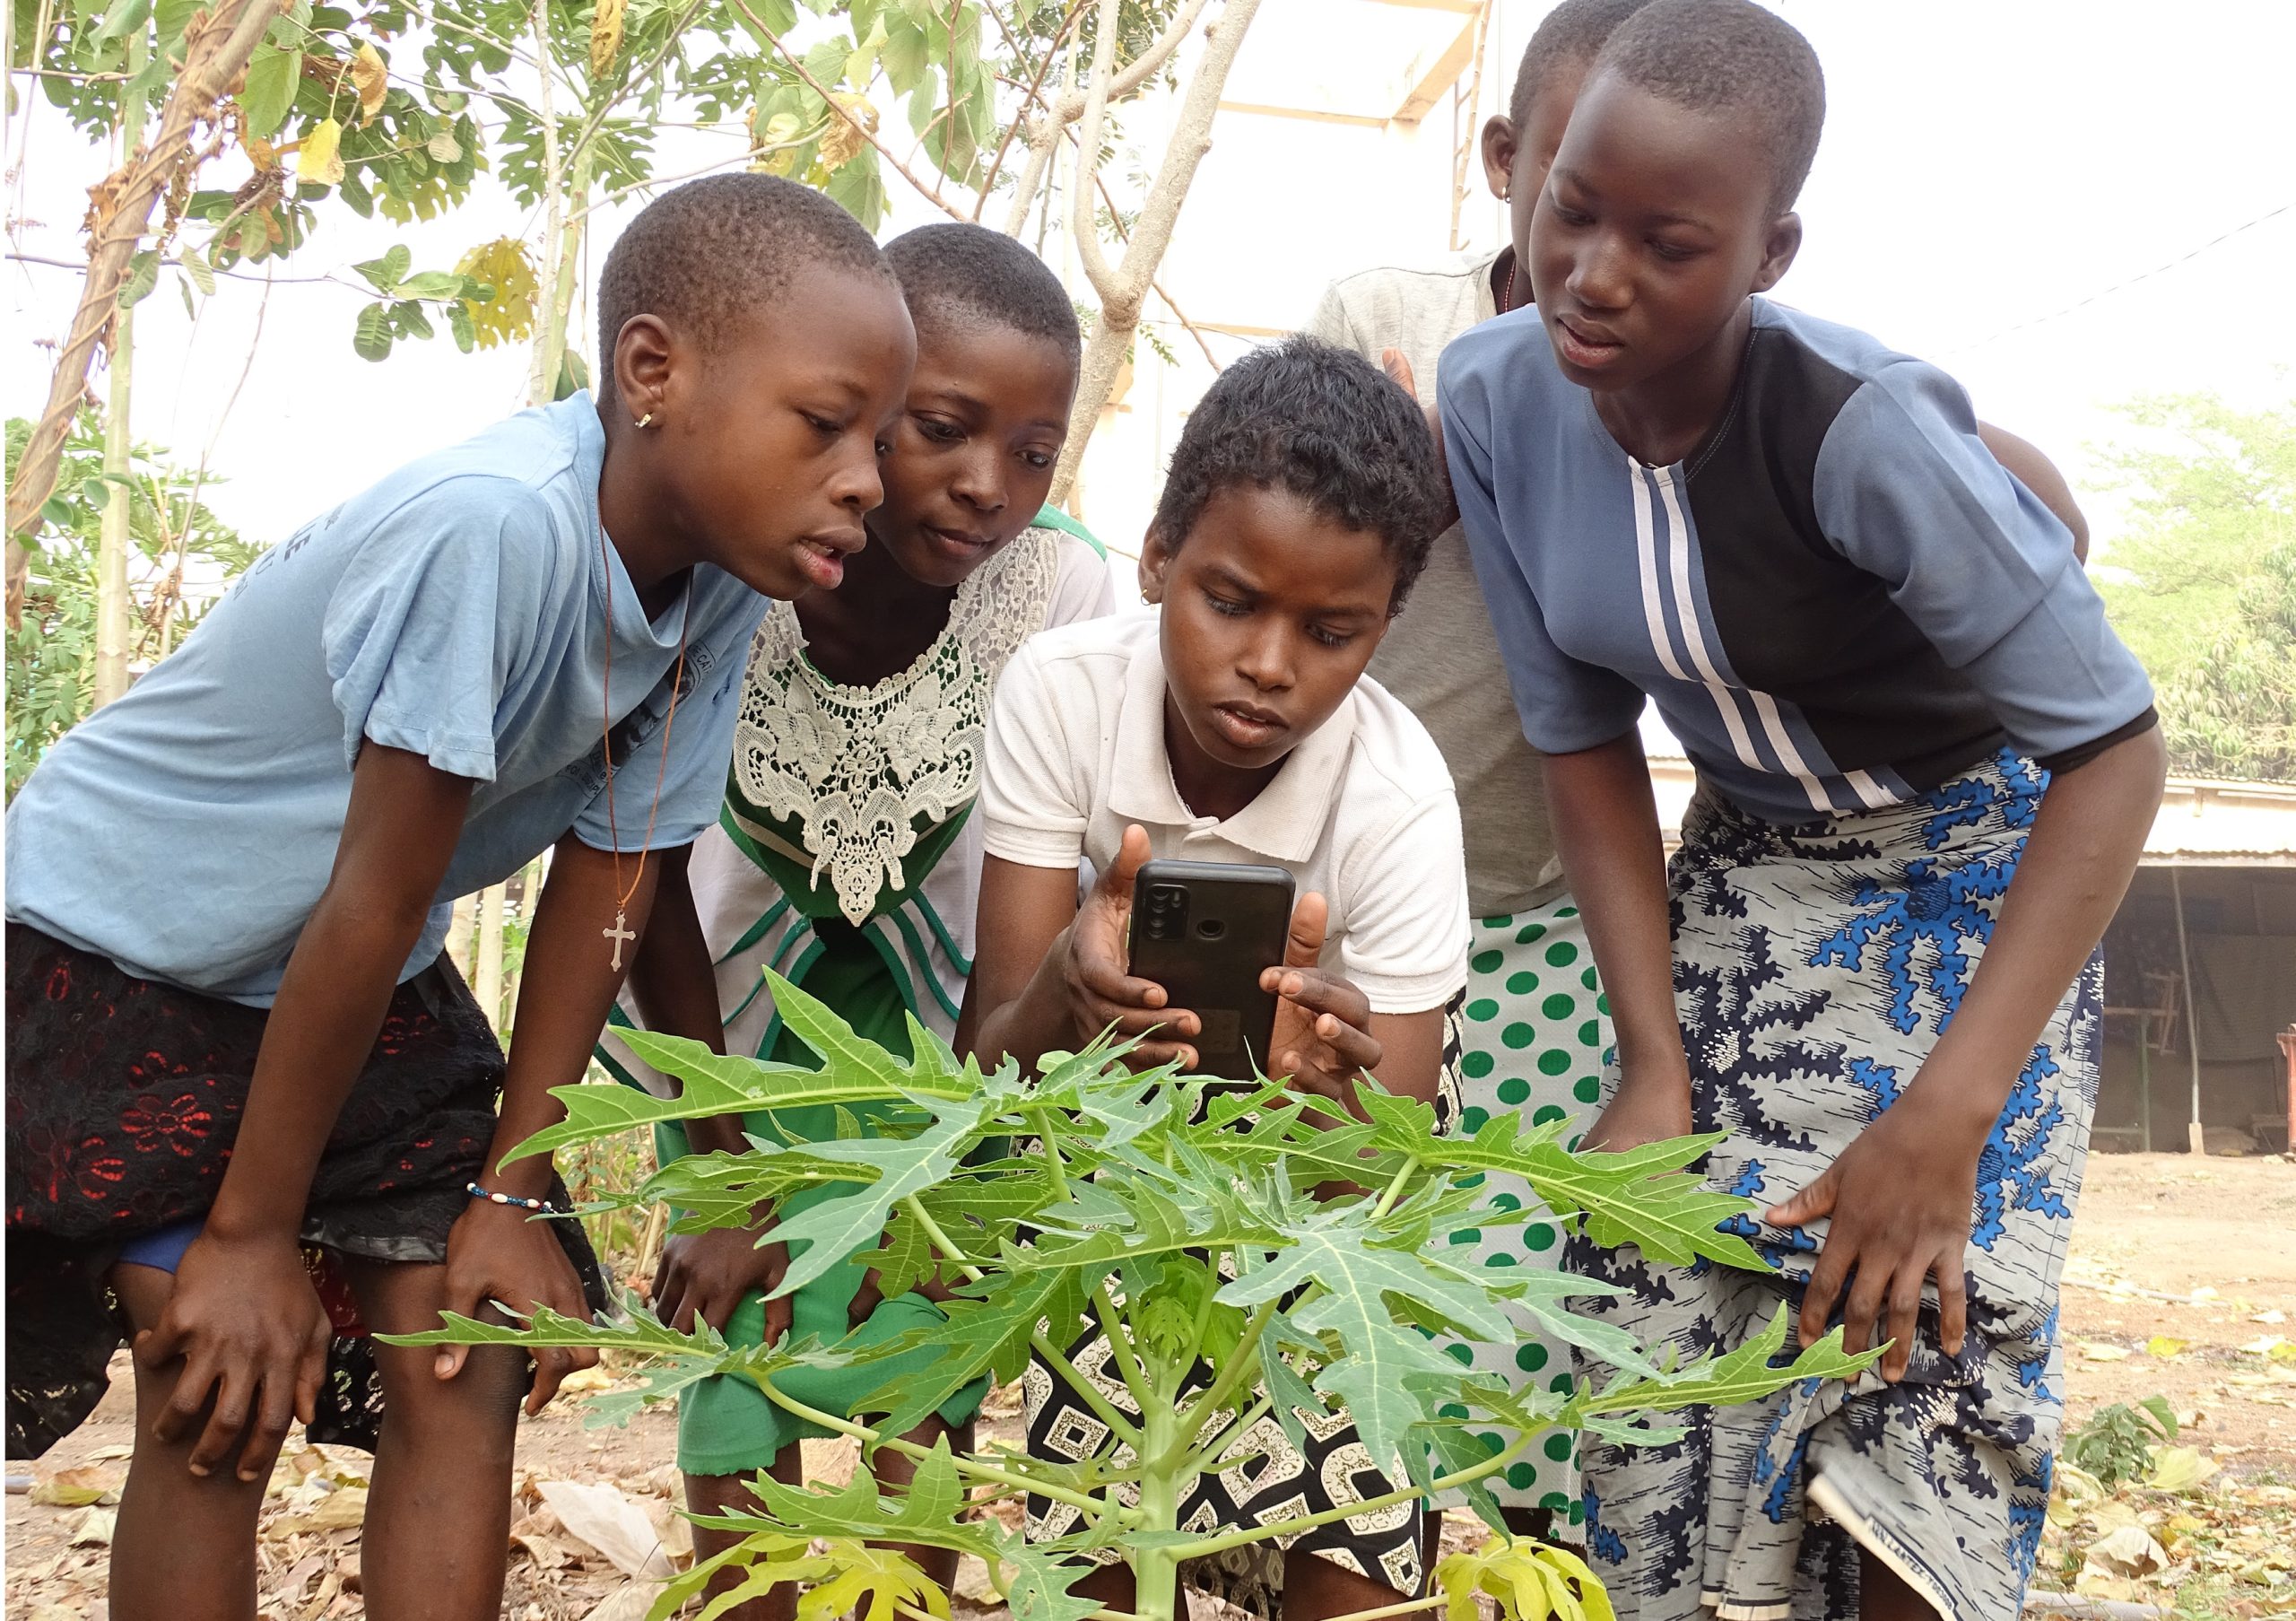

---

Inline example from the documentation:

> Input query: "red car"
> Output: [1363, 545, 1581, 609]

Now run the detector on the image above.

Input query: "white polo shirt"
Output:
[980, 614, 1469, 1014]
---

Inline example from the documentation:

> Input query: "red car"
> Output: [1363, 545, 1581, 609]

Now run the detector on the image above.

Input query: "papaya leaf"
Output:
[761, 1094, 991, 1297]
[1570, 1303, 1879, 1424]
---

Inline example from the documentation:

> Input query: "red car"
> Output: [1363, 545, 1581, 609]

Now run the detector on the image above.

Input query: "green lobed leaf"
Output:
[239, 43, 300, 136]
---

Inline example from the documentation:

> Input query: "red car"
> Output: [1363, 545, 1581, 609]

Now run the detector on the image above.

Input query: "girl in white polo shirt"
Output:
[962, 337, 1466, 1621]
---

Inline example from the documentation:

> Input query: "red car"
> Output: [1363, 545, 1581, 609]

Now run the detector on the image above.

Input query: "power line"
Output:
[1941, 201, 2293, 357]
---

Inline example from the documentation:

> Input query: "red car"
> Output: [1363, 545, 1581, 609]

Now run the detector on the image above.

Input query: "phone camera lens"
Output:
[1196, 919, 1226, 941]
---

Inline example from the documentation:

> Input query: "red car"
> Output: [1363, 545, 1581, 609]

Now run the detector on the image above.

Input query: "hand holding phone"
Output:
[1126, 857, 1296, 1080]
[1059, 824, 1203, 1068]
[1258, 892, 1384, 1107]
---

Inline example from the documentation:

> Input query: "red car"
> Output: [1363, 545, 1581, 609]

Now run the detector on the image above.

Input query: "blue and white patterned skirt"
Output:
[1569, 750, 2098, 1621]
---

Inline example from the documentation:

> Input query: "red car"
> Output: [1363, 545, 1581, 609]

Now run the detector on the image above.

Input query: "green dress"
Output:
[599, 519, 1111, 1473]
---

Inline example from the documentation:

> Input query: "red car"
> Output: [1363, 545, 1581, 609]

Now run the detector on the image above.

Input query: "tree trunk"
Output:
[1049, 0, 1263, 509]
[92, 29, 152, 709]
[5, 0, 291, 624]
[474, 880, 507, 1031]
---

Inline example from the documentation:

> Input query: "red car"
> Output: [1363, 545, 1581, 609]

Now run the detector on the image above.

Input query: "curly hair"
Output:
[884, 222, 1081, 364]
[595, 173, 891, 402]
[1591, 0, 1826, 214]
[1150, 336, 1447, 612]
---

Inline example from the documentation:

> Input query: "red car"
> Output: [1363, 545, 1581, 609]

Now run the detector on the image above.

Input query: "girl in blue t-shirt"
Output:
[1439, 6, 2165, 1621]
[4, 175, 914, 1621]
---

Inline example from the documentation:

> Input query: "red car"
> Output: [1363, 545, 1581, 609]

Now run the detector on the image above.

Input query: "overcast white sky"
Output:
[6, 0, 2292, 562]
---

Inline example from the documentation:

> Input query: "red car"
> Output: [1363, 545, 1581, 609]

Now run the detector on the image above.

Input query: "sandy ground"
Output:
[7, 1151, 2293, 1620]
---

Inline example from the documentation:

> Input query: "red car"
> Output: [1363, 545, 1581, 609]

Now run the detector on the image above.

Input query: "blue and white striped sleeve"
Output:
[1811, 359, 2155, 768]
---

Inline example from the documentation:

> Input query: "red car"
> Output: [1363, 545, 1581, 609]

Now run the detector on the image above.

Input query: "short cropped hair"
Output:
[1508, 0, 1656, 129]
[1151, 337, 1446, 611]
[595, 174, 891, 400]
[1590, 0, 1825, 214]
[883, 222, 1082, 365]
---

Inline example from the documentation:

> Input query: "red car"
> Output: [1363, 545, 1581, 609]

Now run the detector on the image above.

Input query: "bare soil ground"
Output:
[8, 1152, 2292, 1620]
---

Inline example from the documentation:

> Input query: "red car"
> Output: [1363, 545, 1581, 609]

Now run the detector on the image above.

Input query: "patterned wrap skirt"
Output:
[4, 922, 605, 1459]
[1568, 751, 2097, 1621]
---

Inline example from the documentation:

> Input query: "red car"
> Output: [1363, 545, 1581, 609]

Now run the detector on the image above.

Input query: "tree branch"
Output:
[6, 0, 291, 622]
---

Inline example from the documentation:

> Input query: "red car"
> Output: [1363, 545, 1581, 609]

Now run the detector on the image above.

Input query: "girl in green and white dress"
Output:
[603, 222, 1110, 1621]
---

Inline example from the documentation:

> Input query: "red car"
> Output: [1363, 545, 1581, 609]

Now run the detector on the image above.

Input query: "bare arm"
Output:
[1540, 731, 1693, 1148]
[964, 830, 1199, 1074]
[1976, 421, 2089, 563]
[144, 742, 473, 1480]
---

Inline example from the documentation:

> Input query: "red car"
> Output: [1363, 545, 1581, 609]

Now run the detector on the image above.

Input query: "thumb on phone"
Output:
[1283, 891, 1330, 972]
[1098, 823, 1153, 900]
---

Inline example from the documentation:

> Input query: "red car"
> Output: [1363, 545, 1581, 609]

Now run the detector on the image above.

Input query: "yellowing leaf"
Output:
[451, 237, 538, 351]
[2145, 1446, 2219, 1494]
[1437, 1535, 1617, 1621]
[796, 1538, 947, 1621]
[589, 0, 625, 76]
[819, 93, 876, 171]
[30, 1465, 117, 1506]
[2146, 1335, 2190, 1359]
[350, 42, 387, 122]
[296, 118, 344, 187]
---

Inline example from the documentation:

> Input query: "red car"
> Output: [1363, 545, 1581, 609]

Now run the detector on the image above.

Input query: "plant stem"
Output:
[1091, 1281, 1154, 1412]
[91, 21, 148, 710]
[746, 1376, 1132, 1525]
[1165, 1296, 1276, 1451]
[1174, 1390, 1269, 1475]
[1130, 1400, 1182, 1621]
[1367, 1155, 1421, 1221]
[1316, 1595, 1453, 1621]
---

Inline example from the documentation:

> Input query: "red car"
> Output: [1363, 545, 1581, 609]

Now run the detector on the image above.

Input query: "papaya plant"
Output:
[397, 971, 1875, 1621]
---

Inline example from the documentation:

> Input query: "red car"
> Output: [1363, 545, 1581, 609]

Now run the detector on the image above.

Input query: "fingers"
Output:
[1261, 963, 1369, 1027]
[240, 1364, 299, 1483]
[1765, 1166, 1838, 1229]
[1097, 824, 1152, 899]
[1936, 1250, 1968, 1362]
[1840, 1261, 1887, 1360]
[185, 1366, 252, 1478]
[1882, 1266, 1925, 1382]
[1070, 922, 1172, 1016]
[294, 1313, 328, 1431]
[1282, 892, 1330, 971]
[1799, 1240, 1850, 1351]
[1380, 347, 1418, 400]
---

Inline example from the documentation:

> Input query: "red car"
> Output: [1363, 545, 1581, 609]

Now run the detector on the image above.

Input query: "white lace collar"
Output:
[727, 527, 1061, 924]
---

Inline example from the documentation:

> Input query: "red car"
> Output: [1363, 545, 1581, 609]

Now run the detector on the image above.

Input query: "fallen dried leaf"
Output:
[32, 1466, 119, 1507]
[538, 1480, 674, 1581]
[559, 1364, 617, 1395]
[66, 1506, 117, 1547]
[2082, 1341, 2132, 1362]
[2144, 1446, 2219, 1494]
[2145, 1336, 2190, 1359]
[584, 1581, 667, 1621]
[270, 1486, 369, 1537]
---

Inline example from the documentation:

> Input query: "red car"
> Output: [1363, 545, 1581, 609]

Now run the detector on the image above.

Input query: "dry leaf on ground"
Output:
[538, 1480, 675, 1580]
[583, 1579, 667, 1621]
[31, 1466, 118, 1506]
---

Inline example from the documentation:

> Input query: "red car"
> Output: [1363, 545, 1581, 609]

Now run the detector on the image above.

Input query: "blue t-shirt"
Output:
[4, 394, 767, 1004]
[1438, 298, 2156, 824]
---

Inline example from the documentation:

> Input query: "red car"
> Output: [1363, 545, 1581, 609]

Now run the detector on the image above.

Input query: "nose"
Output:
[1567, 231, 1631, 312]
[950, 446, 1006, 515]
[1236, 622, 1293, 693]
[831, 435, 884, 515]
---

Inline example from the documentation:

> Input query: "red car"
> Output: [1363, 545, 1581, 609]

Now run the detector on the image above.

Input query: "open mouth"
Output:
[1552, 313, 1627, 371]
[793, 529, 863, 589]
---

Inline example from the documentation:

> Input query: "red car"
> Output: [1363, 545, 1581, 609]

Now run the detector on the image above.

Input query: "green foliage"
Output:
[2095, 392, 2296, 780]
[4, 411, 256, 798]
[400, 971, 1878, 1621]
[2065, 1397, 2180, 1490]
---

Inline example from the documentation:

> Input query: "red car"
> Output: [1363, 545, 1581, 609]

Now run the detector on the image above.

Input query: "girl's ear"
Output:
[1138, 527, 1175, 604]
[1751, 213, 1804, 296]
[612, 313, 675, 424]
[1479, 115, 1519, 200]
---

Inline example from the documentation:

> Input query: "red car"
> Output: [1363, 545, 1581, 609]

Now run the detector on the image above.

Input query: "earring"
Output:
[636, 412, 656, 429]
[1500, 187, 1510, 200]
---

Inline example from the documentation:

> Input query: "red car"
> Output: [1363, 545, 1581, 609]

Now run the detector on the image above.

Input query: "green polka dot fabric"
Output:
[1438, 897, 1612, 1515]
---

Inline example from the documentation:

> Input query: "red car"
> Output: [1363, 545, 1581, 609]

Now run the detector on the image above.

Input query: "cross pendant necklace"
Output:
[596, 503, 694, 973]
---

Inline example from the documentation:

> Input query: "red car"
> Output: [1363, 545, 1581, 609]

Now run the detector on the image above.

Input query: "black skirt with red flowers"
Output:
[4, 921, 605, 1459]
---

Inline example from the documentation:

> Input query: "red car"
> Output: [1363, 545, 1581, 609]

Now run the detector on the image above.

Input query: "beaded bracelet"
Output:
[466, 1181, 565, 1216]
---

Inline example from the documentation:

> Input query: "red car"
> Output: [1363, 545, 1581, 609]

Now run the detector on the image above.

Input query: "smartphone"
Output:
[1127, 858, 1297, 1080]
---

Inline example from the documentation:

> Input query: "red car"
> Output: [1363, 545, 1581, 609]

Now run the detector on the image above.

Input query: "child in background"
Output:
[602, 222, 1109, 1621]
[964, 338, 1465, 1621]
[4, 175, 913, 1621]
[1305, 0, 2096, 1541]
[1438, 4, 2165, 1617]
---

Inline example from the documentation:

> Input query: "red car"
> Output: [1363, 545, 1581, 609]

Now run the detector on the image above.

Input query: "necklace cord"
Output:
[599, 531, 695, 919]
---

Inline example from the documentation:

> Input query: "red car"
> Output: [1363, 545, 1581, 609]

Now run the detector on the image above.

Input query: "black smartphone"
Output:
[1127, 858, 1297, 1080]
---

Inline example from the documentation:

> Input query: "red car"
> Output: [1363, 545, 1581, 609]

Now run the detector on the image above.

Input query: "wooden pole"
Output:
[2170, 866, 2205, 1155]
